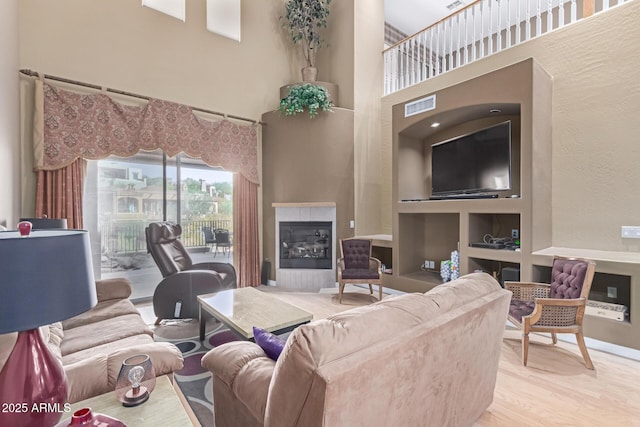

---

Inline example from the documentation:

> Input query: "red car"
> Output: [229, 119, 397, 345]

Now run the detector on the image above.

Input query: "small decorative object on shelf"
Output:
[278, 84, 334, 118]
[114, 354, 155, 407]
[55, 408, 125, 427]
[450, 250, 460, 281]
[440, 260, 451, 282]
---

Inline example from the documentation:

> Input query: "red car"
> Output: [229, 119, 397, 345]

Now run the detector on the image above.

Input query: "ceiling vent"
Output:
[404, 95, 436, 117]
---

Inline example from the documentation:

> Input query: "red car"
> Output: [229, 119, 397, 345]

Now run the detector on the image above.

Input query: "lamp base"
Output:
[0, 329, 68, 427]
[122, 386, 149, 407]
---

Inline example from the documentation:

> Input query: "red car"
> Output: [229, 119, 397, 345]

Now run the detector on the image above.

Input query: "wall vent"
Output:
[404, 95, 436, 117]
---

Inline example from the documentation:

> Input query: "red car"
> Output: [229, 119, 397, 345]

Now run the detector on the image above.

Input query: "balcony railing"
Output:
[383, 0, 629, 95]
[100, 219, 232, 254]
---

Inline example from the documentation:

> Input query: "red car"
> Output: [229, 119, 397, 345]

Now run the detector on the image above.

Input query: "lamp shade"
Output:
[0, 230, 97, 333]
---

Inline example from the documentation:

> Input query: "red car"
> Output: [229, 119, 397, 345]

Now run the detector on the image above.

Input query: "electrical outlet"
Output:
[511, 229, 519, 239]
[429, 260, 435, 269]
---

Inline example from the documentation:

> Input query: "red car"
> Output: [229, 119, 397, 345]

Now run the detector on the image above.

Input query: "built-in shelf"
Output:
[533, 247, 640, 265]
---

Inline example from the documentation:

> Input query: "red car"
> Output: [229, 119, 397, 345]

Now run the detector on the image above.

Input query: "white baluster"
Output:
[456, 13, 461, 68]
[480, 1, 485, 57]
[497, 0, 502, 51]
[506, 0, 511, 49]
[465, 8, 470, 65]
[428, 28, 433, 78]
[570, 0, 576, 23]
[547, 0, 552, 33]
[603, 0, 610, 10]
[489, 0, 494, 55]
[559, 0, 565, 28]
[536, 0, 541, 37]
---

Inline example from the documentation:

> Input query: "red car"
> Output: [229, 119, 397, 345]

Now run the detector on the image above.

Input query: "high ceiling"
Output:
[385, 0, 468, 36]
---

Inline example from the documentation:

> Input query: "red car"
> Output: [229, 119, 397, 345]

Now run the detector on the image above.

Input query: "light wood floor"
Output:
[140, 286, 640, 426]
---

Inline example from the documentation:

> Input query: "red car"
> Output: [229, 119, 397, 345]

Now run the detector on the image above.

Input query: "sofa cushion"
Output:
[61, 313, 153, 356]
[253, 327, 286, 361]
[61, 298, 140, 330]
[62, 333, 155, 365]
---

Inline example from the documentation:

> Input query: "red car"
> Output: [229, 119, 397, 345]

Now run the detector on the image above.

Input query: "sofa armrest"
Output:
[65, 354, 109, 403]
[188, 262, 237, 288]
[202, 341, 270, 387]
[95, 278, 132, 302]
[202, 342, 275, 422]
[106, 342, 184, 389]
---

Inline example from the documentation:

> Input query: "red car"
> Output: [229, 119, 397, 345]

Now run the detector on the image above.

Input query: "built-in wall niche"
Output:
[396, 104, 521, 202]
[468, 257, 520, 285]
[397, 212, 459, 280]
[372, 246, 393, 272]
[468, 213, 521, 247]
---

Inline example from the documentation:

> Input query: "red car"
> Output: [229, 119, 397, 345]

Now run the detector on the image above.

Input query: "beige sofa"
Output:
[0, 278, 183, 403]
[202, 273, 510, 427]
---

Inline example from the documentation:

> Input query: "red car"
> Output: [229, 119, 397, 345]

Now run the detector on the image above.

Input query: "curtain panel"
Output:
[233, 173, 260, 287]
[33, 81, 259, 184]
[35, 158, 86, 229]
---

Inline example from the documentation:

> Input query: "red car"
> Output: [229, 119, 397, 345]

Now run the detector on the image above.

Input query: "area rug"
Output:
[154, 320, 239, 427]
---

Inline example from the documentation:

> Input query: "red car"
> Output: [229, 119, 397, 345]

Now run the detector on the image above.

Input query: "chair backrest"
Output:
[214, 229, 230, 245]
[340, 239, 372, 270]
[145, 222, 194, 277]
[549, 256, 596, 299]
[202, 226, 215, 244]
[20, 217, 68, 229]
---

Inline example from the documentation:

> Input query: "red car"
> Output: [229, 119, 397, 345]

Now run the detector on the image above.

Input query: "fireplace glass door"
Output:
[279, 221, 332, 269]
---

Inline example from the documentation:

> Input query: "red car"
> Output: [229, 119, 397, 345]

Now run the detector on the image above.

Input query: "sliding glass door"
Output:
[83, 150, 233, 301]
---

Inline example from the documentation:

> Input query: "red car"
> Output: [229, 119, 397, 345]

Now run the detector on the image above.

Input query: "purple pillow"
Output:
[252, 327, 286, 361]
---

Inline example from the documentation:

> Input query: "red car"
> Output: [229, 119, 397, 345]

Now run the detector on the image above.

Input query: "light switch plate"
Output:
[621, 226, 640, 239]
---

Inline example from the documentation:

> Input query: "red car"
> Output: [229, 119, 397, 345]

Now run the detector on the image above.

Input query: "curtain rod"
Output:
[19, 69, 264, 126]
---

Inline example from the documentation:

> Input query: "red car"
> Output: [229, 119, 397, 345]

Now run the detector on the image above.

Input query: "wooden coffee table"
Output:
[198, 287, 313, 341]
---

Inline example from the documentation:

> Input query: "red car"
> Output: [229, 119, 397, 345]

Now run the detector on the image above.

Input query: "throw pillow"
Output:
[253, 327, 286, 361]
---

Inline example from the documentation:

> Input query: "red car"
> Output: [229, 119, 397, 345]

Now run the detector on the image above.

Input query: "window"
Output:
[84, 150, 233, 301]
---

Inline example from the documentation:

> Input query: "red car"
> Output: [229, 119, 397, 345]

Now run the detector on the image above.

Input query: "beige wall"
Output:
[382, 1, 640, 252]
[0, 0, 20, 227]
[353, 0, 384, 235]
[261, 109, 355, 280]
[19, 0, 297, 121]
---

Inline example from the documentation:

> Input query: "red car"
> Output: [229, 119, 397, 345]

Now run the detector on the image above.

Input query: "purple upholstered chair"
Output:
[337, 238, 383, 304]
[506, 256, 597, 369]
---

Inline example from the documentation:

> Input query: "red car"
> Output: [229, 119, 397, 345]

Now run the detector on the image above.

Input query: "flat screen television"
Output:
[431, 121, 512, 197]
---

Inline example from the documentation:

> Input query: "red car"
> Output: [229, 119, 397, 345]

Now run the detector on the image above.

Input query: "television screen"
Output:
[431, 121, 511, 196]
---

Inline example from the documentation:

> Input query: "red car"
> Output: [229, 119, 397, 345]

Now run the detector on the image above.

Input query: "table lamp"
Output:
[0, 228, 97, 427]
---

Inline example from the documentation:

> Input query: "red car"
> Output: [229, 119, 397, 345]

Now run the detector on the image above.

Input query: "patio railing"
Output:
[383, 0, 629, 95]
[100, 219, 232, 254]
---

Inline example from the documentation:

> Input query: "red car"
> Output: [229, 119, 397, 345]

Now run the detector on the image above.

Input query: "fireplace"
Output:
[279, 221, 332, 269]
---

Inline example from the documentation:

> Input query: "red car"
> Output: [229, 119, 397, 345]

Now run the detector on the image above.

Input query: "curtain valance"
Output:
[34, 81, 259, 184]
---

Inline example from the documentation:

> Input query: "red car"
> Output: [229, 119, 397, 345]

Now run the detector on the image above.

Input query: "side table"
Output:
[67, 375, 197, 426]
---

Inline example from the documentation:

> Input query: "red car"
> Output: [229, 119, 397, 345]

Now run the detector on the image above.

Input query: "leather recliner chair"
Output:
[145, 222, 237, 324]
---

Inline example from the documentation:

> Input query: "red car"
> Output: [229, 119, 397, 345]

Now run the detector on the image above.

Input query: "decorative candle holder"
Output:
[17, 221, 32, 237]
[114, 354, 155, 407]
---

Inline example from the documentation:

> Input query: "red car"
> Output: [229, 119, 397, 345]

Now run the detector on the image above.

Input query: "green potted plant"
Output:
[278, 83, 334, 118]
[282, 0, 332, 82]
